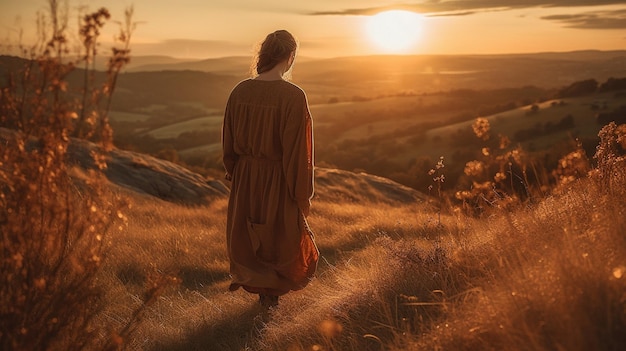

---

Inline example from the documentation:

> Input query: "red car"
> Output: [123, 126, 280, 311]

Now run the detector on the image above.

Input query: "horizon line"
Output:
[3, 48, 625, 62]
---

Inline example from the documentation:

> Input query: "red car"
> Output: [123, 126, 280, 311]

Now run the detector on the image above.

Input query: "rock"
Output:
[68, 138, 229, 205]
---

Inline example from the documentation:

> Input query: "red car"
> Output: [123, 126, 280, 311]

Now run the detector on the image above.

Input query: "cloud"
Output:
[428, 11, 476, 17]
[542, 9, 626, 29]
[309, 1, 626, 17]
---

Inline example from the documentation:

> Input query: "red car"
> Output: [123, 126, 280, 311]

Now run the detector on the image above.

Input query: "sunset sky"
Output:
[1, 0, 625, 59]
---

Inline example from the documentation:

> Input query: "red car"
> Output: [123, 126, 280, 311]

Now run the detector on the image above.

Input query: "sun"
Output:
[365, 10, 423, 53]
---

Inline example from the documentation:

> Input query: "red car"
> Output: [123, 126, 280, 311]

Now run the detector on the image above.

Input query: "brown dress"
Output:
[222, 79, 318, 296]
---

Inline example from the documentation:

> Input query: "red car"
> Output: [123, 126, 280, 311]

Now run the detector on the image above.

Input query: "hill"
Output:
[92, 125, 626, 350]
[111, 50, 626, 94]
[3, 124, 626, 350]
[125, 56, 252, 75]
[96, 54, 626, 195]
[0, 127, 425, 207]
[3, 51, 626, 198]
[4, 50, 626, 107]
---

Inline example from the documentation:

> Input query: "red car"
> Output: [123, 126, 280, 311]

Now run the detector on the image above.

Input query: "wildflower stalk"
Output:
[428, 156, 445, 226]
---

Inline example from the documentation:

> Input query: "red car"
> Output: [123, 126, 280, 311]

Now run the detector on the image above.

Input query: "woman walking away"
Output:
[222, 30, 319, 309]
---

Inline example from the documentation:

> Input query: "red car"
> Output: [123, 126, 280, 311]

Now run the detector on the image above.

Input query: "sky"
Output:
[1, 0, 625, 59]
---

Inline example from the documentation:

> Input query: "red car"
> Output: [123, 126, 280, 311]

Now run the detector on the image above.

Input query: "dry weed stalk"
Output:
[455, 117, 544, 215]
[0, 1, 139, 349]
[593, 122, 626, 193]
[428, 156, 445, 226]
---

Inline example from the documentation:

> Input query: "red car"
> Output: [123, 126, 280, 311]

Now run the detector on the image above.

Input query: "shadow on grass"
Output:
[116, 265, 230, 291]
[116, 264, 146, 286]
[178, 266, 231, 291]
[150, 302, 269, 351]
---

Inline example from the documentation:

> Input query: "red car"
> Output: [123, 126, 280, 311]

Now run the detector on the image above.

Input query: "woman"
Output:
[222, 30, 318, 308]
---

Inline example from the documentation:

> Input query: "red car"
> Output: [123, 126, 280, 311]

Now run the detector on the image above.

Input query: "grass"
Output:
[88, 147, 626, 350]
[408, 175, 626, 351]
[96, 195, 435, 349]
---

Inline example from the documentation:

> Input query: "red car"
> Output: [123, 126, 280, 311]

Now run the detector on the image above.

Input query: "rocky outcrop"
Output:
[0, 128, 228, 205]
[67, 137, 229, 205]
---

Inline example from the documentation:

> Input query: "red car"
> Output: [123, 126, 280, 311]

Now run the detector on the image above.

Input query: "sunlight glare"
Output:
[365, 10, 422, 53]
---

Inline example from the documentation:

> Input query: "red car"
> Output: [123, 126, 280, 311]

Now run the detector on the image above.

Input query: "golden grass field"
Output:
[92, 154, 626, 350]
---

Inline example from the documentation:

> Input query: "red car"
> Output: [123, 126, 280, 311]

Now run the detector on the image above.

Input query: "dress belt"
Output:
[239, 154, 281, 162]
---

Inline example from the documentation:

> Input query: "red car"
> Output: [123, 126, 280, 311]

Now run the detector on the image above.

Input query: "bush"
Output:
[0, 1, 139, 349]
[598, 77, 626, 92]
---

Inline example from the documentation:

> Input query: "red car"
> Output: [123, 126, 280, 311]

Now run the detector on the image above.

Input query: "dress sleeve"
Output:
[282, 91, 314, 216]
[222, 94, 237, 180]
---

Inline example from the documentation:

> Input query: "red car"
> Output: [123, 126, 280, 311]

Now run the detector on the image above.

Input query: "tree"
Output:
[555, 79, 598, 98]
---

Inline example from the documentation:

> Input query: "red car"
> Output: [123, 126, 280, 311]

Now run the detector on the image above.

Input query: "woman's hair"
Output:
[254, 30, 298, 76]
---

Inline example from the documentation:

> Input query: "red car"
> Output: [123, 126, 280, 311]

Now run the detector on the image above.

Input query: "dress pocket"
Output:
[246, 218, 275, 264]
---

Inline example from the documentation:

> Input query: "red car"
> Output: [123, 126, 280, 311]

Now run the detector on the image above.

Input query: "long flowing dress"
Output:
[222, 79, 319, 296]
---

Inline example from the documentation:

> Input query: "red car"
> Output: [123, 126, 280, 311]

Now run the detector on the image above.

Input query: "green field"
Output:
[413, 91, 625, 160]
[146, 115, 223, 139]
[108, 111, 151, 122]
[179, 143, 222, 157]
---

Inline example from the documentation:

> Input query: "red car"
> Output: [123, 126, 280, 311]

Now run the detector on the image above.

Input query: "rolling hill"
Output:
[3, 51, 626, 194]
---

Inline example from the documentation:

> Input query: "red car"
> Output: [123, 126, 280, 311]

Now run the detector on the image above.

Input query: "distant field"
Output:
[135, 104, 169, 113]
[173, 91, 626, 168]
[310, 93, 489, 143]
[411, 91, 626, 160]
[174, 94, 456, 161]
[311, 94, 450, 121]
[146, 115, 222, 139]
[109, 111, 151, 122]
[179, 143, 222, 157]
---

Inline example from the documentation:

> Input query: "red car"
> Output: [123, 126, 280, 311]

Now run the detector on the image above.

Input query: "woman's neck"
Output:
[255, 60, 289, 81]
[255, 71, 284, 81]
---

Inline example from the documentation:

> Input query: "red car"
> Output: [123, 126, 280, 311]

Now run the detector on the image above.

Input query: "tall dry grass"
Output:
[401, 122, 626, 351]
[90, 122, 626, 351]
[88, 170, 474, 350]
[94, 196, 448, 350]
